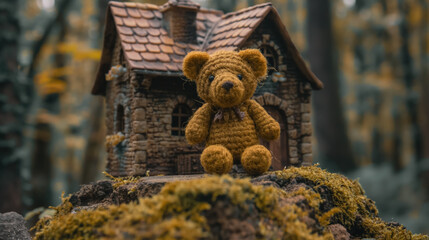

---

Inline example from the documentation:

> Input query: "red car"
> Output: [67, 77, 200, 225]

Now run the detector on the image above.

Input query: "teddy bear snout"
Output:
[209, 72, 245, 108]
[222, 81, 234, 91]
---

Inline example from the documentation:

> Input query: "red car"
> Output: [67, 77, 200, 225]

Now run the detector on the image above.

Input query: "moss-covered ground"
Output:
[33, 165, 428, 240]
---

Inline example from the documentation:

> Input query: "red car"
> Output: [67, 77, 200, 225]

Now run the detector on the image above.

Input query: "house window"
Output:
[260, 45, 278, 74]
[172, 104, 191, 136]
[116, 104, 125, 133]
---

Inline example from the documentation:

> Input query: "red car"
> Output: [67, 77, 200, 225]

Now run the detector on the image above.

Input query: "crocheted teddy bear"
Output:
[183, 49, 280, 175]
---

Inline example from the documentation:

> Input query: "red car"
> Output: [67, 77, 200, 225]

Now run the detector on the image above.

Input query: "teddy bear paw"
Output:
[259, 122, 281, 141]
[241, 145, 271, 176]
[185, 127, 207, 145]
[200, 145, 233, 175]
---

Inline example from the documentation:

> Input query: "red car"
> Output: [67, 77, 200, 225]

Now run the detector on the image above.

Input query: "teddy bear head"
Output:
[182, 49, 267, 108]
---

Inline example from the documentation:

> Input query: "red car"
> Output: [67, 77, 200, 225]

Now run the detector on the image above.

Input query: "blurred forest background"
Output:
[0, 0, 428, 234]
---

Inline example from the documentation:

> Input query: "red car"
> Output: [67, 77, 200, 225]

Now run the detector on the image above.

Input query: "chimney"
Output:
[160, 0, 200, 43]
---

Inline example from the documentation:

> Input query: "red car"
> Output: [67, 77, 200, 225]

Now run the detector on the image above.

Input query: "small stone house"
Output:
[92, 0, 323, 176]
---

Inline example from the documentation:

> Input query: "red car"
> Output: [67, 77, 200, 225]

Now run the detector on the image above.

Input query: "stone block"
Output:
[289, 157, 299, 165]
[289, 147, 298, 158]
[287, 115, 295, 124]
[254, 96, 264, 105]
[301, 143, 312, 154]
[133, 108, 146, 121]
[288, 139, 297, 147]
[301, 123, 312, 136]
[133, 121, 147, 133]
[301, 103, 311, 113]
[133, 141, 148, 151]
[302, 113, 311, 122]
[133, 98, 147, 108]
[132, 166, 147, 176]
[135, 151, 147, 164]
[273, 96, 282, 106]
[288, 129, 298, 139]
[279, 101, 288, 111]
[162, 115, 171, 124]
[303, 154, 313, 165]
[302, 136, 312, 144]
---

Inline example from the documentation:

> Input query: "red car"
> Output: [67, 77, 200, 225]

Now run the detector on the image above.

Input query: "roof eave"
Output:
[92, 5, 116, 96]
[133, 69, 183, 77]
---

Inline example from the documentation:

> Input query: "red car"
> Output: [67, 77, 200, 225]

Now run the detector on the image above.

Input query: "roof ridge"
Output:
[109, 1, 160, 10]
[135, 2, 159, 10]
[221, 2, 272, 19]
[201, 15, 222, 50]
[199, 7, 223, 15]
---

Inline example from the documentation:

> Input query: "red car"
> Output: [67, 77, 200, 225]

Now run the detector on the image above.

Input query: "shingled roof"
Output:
[93, 1, 322, 95]
[203, 3, 272, 53]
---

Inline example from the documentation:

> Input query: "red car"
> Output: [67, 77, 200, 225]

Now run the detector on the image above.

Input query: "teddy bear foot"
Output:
[201, 145, 233, 175]
[241, 145, 271, 176]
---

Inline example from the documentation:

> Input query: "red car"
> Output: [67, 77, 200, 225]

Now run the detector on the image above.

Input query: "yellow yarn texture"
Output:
[183, 49, 280, 175]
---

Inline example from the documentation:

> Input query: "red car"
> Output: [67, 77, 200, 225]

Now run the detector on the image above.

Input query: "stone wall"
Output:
[105, 37, 133, 176]
[129, 88, 203, 176]
[245, 16, 313, 166]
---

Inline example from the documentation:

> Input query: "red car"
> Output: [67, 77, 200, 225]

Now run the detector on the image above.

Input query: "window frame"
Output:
[259, 44, 278, 74]
[171, 104, 191, 137]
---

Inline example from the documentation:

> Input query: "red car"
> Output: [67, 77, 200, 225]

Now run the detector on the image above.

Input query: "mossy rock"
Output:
[33, 166, 428, 240]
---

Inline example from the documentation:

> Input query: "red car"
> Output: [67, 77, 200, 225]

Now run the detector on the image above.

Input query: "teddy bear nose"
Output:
[222, 81, 234, 91]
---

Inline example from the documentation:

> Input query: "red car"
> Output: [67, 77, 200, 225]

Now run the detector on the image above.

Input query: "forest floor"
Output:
[32, 165, 428, 240]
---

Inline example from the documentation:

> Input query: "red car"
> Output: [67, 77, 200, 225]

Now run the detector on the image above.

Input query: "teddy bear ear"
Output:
[238, 49, 267, 79]
[182, 51, 210, 81]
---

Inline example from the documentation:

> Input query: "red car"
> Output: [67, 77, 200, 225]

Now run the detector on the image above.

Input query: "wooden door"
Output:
[261, 107, 288, 170]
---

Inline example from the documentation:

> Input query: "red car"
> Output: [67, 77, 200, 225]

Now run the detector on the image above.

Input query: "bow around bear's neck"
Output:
[212, 104, 245, 123]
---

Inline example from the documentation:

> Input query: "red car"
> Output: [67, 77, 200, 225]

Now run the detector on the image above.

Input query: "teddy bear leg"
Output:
[201, 145, 233, 175]
[241, 145, 271, 176]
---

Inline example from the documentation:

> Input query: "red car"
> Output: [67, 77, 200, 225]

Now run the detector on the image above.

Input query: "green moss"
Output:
[33, 166, 428, 240]
[275, 165, 428, 240]
[102, 171, 141, 189]
[34, 175, 331, 240]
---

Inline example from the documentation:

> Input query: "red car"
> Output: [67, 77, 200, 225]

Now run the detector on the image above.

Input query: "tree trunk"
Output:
[81, 98, 106, 184]
[306, 0, 356, 172]
[79, 0, 111, 184]
[0, 0, 25, 213]
[412, 1, 429, 198]
[29, 0, 72, 210]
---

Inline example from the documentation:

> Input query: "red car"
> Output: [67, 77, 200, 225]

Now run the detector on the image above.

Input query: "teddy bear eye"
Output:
[209, 75, 215, 82]
[237, 74, 243, 80]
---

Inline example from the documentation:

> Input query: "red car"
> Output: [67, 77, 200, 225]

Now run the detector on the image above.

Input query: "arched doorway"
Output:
[261, 106, 288, 170]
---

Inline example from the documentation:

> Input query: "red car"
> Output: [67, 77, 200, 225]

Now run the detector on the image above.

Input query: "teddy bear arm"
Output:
[248, 100, 280, 140]
[185, 103, 212, 145]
